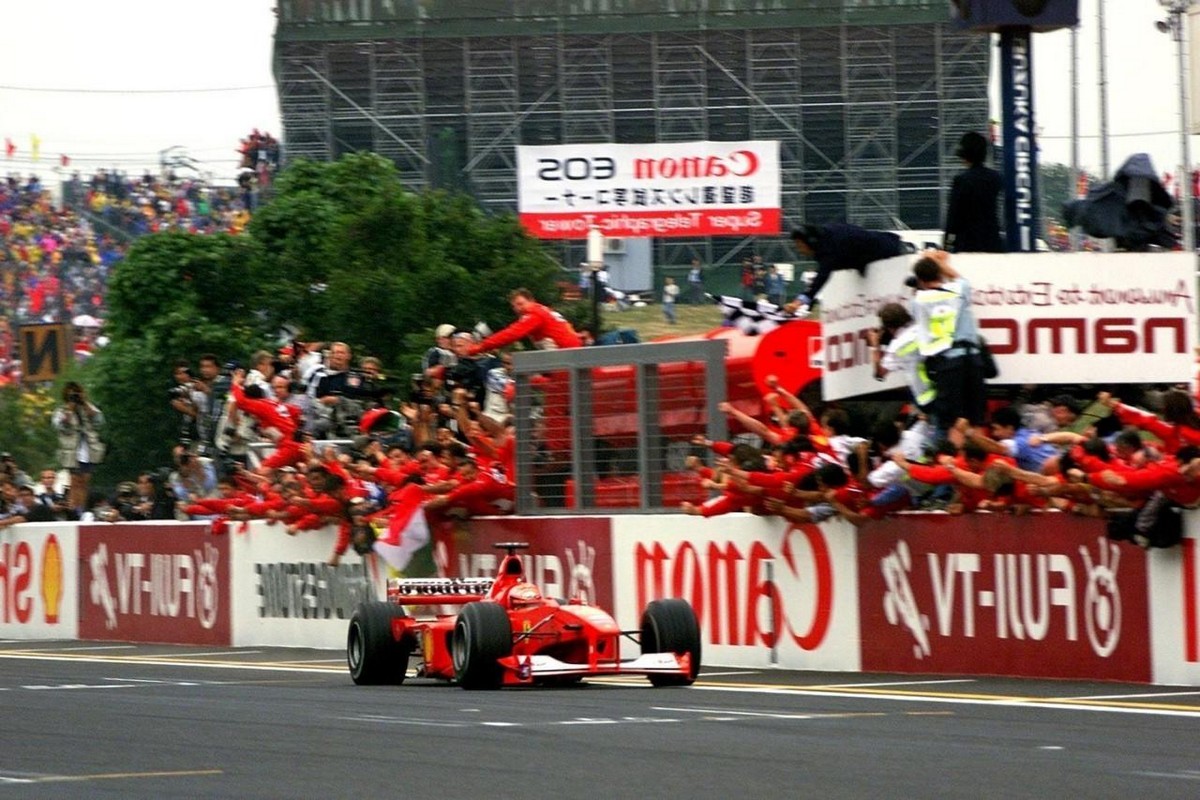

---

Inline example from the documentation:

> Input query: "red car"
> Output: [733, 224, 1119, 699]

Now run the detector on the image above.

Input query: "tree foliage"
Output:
[88, 152, 561, 481]
[1040, 161, 1100, 228]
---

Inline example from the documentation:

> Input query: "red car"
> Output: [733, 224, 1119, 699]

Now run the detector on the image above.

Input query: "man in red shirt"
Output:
[468, 288, 582, 354]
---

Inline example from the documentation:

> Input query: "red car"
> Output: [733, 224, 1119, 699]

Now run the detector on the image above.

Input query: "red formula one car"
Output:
[347, 542, 701, 689]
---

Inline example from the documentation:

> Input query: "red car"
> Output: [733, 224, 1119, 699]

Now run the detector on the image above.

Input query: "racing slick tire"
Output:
[640, 598, 702, 687]
[348, 602, 412, 686]
[452, 601, 513, 690]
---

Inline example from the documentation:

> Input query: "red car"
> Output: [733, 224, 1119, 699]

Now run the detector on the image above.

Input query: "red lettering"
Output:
[824, 329, 872, 373]
[783, 525, 834, 649]
[706, 541, 742, 646]
[1145, 317, 1186, 353]
[672, 543, 705, 629]
[745, 542, 781, 648]
[0, 542, 33, 624]
[981, 318, 1019, 355]
[980, 317, 1187, 355]
[632, 527, 834, 650]
[632, 150, 761, 180]
[1027, 318, 1086, 354]
[1095, 317, 1137, 354]
[1185, 537, 1198, 663]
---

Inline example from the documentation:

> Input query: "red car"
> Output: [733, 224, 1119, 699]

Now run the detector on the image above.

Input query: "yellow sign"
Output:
[19, 323, 72, 383]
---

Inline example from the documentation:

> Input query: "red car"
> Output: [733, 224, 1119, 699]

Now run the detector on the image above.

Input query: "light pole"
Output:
[1159, 0, 1195, 252]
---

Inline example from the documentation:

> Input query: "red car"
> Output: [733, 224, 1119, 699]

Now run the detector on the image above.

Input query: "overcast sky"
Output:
[0, 1, 1188, 184]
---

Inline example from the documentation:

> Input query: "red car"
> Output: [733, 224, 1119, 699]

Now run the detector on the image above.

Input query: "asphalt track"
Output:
[1, 641, 1199, 799]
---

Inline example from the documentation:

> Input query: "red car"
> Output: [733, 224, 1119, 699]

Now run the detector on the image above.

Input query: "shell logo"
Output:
[41, 535, 63, 624]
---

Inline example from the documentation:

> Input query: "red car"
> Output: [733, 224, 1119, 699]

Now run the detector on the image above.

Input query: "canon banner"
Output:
[79, 523, 230, 645]
[820, 251, 1198, 400]
[517, 141, 781, 239]
[609, 515, 860, 672]
[858, 514, 1150, 682]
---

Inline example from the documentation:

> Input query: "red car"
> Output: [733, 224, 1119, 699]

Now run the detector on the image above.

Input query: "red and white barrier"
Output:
[4, 511, 1200, 686]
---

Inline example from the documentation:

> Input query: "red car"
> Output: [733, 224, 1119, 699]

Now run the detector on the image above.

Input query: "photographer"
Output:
[52, 381, 105, 514]
[169, 360, 207, 448]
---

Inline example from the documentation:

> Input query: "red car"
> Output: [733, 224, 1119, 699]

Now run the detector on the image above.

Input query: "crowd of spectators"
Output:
[680, 368, 1200, 550]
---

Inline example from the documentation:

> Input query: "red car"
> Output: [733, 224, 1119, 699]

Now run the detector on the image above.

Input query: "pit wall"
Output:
[2, 512, 1199, 685]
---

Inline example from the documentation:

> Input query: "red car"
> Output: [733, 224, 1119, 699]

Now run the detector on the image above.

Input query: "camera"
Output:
[167, 384, 192, 401]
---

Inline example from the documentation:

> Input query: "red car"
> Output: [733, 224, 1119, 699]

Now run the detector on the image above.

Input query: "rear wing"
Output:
[386, 577, 496, 606]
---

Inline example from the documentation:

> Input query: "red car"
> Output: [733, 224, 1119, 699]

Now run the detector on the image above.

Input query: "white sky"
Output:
[0, 0, 282, 183]
[0, 1, 1190, 185]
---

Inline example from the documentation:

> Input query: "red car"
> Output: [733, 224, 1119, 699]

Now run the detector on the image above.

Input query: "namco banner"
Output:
[819, 251, 1197, 400]
[78, 524, 230, 645]
[517, 140, 781, 239]
[857, 514, 1150, 682]
[445, 517, 614, 612]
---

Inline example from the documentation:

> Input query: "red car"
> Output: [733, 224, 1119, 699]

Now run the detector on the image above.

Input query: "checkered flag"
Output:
[711, 294, 799, 335]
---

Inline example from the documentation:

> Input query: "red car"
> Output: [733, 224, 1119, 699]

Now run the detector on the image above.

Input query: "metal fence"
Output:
[511, 339, 729, 514]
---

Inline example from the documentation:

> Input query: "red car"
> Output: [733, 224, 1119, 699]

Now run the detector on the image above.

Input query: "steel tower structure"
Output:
[273, 1, 990, 266]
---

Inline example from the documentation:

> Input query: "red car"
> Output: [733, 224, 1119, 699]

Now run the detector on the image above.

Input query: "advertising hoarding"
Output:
[517, 140, 781, 239]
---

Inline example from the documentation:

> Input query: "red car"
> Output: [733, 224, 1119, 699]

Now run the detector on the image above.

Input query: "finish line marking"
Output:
[0, 769, 222, 784]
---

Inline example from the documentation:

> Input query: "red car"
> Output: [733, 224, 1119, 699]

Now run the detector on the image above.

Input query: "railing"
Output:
[510, 339, 728, 514]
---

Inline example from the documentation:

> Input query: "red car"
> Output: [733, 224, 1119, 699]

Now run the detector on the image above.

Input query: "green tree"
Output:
[248, 153, 560, 374]
[89, 232, 273, 481]
[89, 152, 562, 479]
[1040, 161, 1098, 229]
[0, 385, 58, 473]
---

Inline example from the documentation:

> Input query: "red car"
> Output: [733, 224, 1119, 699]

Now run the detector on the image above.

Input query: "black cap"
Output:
[955, 131, 989, 164]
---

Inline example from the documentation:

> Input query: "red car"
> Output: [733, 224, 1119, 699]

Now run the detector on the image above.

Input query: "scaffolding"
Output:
[273, 0, 990, 266]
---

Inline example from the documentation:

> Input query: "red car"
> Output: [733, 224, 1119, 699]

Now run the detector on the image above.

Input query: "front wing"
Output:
[498, 651, 692, 681]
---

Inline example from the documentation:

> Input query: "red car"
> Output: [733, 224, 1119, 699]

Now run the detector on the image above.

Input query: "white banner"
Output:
[230, 521, 388, 649]
[0, 522, 78, 640]
[609, 514, 861, 672]
[819, 252, 1199, 401]
[517, 140, 781, 239]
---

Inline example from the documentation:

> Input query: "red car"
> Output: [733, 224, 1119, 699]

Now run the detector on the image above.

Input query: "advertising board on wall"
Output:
[446, 517, 614, 612]
[609, 515, 861, 672]
[819, 251, 1198, 401]
[857, 514, 1150, 682]
[1149, 520, 1200, 685]
[230, 522, 385, 649]
[0, 524, 77, 640]
[517, 140, 781, 239]
[78, 523, 230, 645]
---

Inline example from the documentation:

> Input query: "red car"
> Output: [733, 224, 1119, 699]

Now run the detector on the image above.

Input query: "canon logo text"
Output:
[633, 150, 759, 180]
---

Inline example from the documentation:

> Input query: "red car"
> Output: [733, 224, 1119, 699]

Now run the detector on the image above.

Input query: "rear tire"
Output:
[640, 598, 701, 687]
[347, 602, 411, 685]
[452, 602, 512, 690]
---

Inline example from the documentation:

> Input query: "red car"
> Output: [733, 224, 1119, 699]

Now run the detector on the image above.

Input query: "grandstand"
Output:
[271, 0, 990, 267]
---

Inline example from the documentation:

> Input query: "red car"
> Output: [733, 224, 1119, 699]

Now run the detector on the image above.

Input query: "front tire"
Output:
[640, 598, 701, 686]
[347, 602, 411, 685]
[452, 602, 512, 690]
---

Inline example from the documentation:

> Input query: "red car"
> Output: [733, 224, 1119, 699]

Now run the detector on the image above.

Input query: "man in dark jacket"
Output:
[791, 222, 908, 309]
[944, 131, 1005, 253]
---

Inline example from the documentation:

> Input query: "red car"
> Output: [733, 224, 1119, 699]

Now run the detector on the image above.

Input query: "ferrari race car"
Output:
[347, 542, 701, 689]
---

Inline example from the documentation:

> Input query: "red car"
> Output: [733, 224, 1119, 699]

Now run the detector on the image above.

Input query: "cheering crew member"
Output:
[468, 288, 582, 355]
[424, 452, 515, 521]
[229, 369, 305, 472]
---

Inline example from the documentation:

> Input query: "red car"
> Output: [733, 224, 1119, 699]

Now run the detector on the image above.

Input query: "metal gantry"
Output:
[273, 1, 990, 266]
